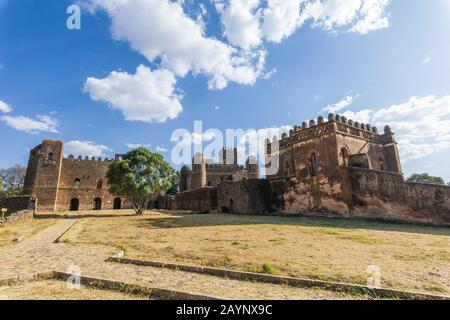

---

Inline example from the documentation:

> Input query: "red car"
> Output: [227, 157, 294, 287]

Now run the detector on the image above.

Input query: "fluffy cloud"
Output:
[84, 0, 265, 90]
[218, 0, 391, 47]
[1, 114, 58, 134]
[0, 100, 12, 113]
[65, 140, 113, 157]
[340, 95, 450, 161]
[156, 146, 168, 152]
[322, 95, 358, 113]
[215, 0, 262, 49]
[84, 65, 183, 123]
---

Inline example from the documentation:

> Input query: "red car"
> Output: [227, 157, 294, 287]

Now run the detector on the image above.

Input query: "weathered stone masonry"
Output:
[21, 140, 129, 212]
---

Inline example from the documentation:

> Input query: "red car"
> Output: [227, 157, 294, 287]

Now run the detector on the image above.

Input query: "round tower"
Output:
[179, 165, 191, 192]
[189, 153, 206, 190]
[246, 156, 260, 180]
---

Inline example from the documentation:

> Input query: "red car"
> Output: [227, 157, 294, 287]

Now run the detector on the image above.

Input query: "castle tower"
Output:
[179, 165, 191, 192]
[246, 156, 260, 180]
[381, 126, 402, 174]
[23, 140, 64, 211]
[189, 153, 206, 190]
[220, 147, 238, 165]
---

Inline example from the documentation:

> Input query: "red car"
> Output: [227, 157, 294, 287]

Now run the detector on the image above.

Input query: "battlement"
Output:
[267, 113, 389, 153]
[65, 155, 115, 162]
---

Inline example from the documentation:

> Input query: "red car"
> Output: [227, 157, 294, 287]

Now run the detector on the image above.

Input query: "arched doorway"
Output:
[93, 198, 102, 210]
[69, 198, 79, 211]
[113, 198, 122, 210]
[340, 147, 349, 167]
[154, 201, 160, 209]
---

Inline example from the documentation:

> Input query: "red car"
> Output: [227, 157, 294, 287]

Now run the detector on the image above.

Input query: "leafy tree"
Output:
[0, 165, 26, 209]
[106, 148, 177, 215]
[0, 164, 26, 190]
[406, 173, 446, 185]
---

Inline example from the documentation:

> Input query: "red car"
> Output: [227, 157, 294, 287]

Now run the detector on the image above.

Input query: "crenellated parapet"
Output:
[267, 113, 384, 153]
[65, 155, 115, 162]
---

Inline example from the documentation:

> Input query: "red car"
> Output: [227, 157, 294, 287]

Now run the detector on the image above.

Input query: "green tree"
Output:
[406, 173, 446, 185]
[106, 148, 177, 215]
[0, 165, 26, 209]
[0, 164, 26, 190]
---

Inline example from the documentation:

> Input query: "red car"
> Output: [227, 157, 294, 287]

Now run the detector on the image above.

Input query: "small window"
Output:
[207, 181, 212, 186]
[73, 178, 80, 189]
[96, 179, 103, 189]
[48, 153, 54, 161]
[310, 152, 318, 176]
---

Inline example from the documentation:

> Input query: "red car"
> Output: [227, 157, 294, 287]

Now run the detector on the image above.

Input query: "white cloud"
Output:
[126, 143, 151, 149]
[421, 51, 432, 65]
[84, 65, 183, 123]
[215, 0, 262, 49]
[0, 100, 12, 113]
[65, 140, 113, 157]
[322, 95, 358, 113]
[339, 95, 450, 161]
[300, 0, 390, 34]
[217, 0, 390, 47]
[1, 114, 58, 134]
[156, 146, 168, 152]
[214, 105, 220, 110]
[84, 0, 266, 90]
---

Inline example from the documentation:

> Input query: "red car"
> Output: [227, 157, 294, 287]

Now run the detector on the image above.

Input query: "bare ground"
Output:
[59, 210, 450, 295]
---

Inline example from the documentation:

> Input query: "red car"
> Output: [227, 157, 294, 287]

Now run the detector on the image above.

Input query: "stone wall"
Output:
[4, 196, 36, 223]
[173, 187, 218, 212]
[218, 179, 272, 214]
[347, 167, 450, 225]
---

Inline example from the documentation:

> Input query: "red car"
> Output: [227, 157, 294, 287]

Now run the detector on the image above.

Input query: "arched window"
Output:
[96, 179, 103, 189]
[73, 178, 80, 189]
[310, 152, 318, 176]
[48, 153, 54, 161]
[340, 147, 349, 167]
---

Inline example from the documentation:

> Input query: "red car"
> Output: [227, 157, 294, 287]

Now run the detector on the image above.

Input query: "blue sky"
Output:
[1, 0, 450, 180]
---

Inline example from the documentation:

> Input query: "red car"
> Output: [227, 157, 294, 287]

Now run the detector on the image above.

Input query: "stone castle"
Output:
[21, 140, 129, 212]
[9, 113, 450, 225]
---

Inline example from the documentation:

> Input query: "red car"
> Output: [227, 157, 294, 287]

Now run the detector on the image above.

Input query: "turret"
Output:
[23, 140, 64, 211]
[189, 153, 206, 190]
[179, 165, 191, 192]
[381, 125, 402, 174]
[246, 156, 260, 180]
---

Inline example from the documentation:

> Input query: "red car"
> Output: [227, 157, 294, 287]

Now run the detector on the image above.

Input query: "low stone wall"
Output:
[217, 179, 272, 214]
[4, 196, 36, 223]
[348, 168, 450, 225]
[173, 187, 218, 212]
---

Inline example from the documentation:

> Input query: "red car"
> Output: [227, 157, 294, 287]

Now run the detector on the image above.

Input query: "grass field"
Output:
[0, 280, 148, 300]
[59, 210, 450, 295]
[0, 218, 56, 247]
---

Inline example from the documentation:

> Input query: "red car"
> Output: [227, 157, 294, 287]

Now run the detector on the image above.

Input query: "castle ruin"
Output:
[9, 113, 450, 226]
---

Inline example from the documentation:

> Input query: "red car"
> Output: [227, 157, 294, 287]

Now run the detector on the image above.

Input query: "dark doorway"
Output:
[154, 201, 160, 209]
[69, 198, 79, 211]
[93, 198, 102, 210]
[229, 199, 234, 213]
[113, 198, 122, 210]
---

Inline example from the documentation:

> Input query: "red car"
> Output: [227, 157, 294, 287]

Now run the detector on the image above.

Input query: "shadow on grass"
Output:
[136, 211, 450, 236]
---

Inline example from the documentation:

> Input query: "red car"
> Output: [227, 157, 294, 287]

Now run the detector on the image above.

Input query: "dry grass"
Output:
[60, 211, 450, 295]
[0, 280, 148, 300]
[0, 219, 56, 247]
